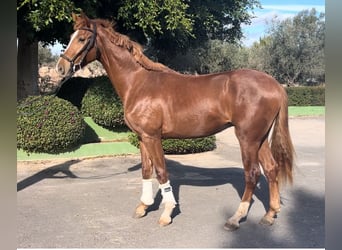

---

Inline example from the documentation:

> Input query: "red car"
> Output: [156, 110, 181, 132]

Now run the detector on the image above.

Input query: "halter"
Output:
[54, 21, 100, 94]
[60, 22, 99, 74]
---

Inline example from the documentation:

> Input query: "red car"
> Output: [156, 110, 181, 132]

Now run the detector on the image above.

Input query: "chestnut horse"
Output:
[56, 13, 295, 230]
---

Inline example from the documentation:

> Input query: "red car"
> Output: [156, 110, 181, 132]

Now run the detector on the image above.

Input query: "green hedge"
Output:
[17, 95, 85, 153]
[286, 86, 325, 106]
[81, 76, 126, 129]
[128, 134, 216, 154]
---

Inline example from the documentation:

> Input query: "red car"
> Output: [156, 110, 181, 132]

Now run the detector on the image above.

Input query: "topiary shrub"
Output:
[81, 76, 126, 129]
[17, 95, 85, 153]
[128, 133, 216, 154]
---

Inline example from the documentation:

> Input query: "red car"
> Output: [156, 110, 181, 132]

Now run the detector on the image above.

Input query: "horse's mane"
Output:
[92, 19, 176, 73]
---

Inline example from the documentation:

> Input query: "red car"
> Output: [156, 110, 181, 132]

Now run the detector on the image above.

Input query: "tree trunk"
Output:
[17, 34, 39, 101]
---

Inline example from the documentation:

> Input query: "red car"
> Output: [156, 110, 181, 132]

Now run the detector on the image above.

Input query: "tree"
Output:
[17, 0, 260, 99]
[146, 0, 261, 62]
[38, 43, 58, 66]
[249, 9, 325, 85]
[17, 0, 78, 99]
[247, 36, 273, 74]
[167, 40, 248, 74]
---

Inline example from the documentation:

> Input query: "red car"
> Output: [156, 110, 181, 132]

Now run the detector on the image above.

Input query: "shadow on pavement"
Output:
[128, 158, 324, 248]
[17, 160, 81, 192]
[223, 188, 325, 248]
[128, 158, 270, 223]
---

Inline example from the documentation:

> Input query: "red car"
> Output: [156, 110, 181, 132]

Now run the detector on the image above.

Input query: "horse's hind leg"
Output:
[258, 139, 280, 225]
[224, 133, 261, 231]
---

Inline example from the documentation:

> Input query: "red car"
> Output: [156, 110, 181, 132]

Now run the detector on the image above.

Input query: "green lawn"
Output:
[288, 106, 325, 116]
[17, 142, 138, 161]
[17, 107, 324, 161]
[82, 117, 132, 142]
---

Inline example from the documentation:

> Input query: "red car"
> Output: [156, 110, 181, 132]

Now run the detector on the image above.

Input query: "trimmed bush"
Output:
[128, 134, 216, 154]
[286, 86, 325, 106]
[81, 76, 126, 128]
[17, 95, 85, 153]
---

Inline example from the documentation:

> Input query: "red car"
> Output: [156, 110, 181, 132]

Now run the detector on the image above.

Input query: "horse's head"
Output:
[56, 12, 99, 78]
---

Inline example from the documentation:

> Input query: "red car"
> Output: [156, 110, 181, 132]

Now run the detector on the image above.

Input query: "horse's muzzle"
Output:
[55, 58, 69, 77]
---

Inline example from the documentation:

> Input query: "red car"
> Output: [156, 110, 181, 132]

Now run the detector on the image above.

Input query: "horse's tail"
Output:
[271, 89, 295, 185]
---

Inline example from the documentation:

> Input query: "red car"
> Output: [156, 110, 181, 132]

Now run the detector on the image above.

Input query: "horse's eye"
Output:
[79, 37, 86, 43]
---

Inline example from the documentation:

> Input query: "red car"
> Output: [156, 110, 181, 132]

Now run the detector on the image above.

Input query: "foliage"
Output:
[286, 86, 325, 106]
[247, 9, 325, 85]
[246, 36, 273, 73]
[17, 95, 85, 153]
[168, 39, 248, 73]
[38, 42, 58, 66]
[18, 0, 76, 31]
[128, 134, 216, 154]
[189, 0, 260, 43]
[18, 0, 260, 52]
[81, 76, 126, 129]
[149, 0, 261, 61]
[117, 0, 193, 36]
[269, 9, 325, 85]
[17, 0, 95, 44]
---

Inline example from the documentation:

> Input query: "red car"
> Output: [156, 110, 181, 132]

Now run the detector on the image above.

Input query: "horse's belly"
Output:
[161, 114, 232, 139]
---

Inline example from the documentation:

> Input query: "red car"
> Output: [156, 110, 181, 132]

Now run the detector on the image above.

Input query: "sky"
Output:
[242, 0, 325, 46]
[50, 0, 325, 54]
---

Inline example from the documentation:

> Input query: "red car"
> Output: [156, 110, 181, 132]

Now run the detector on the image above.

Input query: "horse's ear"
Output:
[72, 12, 78, 22]
[72, 11, 90, 28]
[80, 11, 91, 27]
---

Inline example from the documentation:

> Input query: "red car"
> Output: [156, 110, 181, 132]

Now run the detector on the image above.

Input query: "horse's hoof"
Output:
[133, 203, 148, 219]
[158, 202, 175, 226]
[224, 221, 240, 231]
[158, 216, 172, 226]
[133, 210, 146, 219]
[259, 215, 274, 226]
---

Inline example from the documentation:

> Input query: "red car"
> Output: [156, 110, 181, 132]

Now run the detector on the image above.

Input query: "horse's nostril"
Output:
[57, 65, 65, 75]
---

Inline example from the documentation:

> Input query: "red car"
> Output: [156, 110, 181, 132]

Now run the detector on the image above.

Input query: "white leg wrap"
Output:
[159, 180, 177, 205]
[140, 179, 154, 205]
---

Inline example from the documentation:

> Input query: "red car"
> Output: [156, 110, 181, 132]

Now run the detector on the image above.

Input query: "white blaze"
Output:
[65, 30, 80, 52]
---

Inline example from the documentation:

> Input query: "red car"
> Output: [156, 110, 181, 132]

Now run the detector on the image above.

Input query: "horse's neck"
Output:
[97, 33, 143, 103]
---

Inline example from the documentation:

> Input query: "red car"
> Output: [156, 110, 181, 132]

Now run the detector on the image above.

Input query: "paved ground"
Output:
[17, 117, 325, 248]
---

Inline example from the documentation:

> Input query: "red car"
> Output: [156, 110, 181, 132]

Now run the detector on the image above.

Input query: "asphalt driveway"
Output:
[17, 117, 325, 248]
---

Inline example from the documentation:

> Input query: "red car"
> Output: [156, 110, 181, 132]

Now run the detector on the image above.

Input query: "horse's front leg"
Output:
[134, 140, 155, 219]
[135, 135, 177, 226]
[158, 179, 177, 226]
